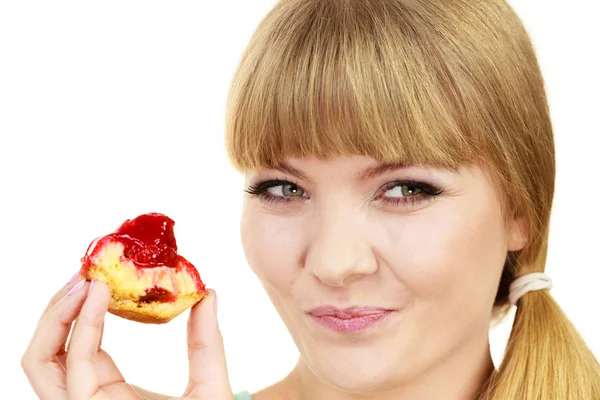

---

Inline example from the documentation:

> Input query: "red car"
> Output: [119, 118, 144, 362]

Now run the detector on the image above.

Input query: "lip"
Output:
[305, 305, 396, 333]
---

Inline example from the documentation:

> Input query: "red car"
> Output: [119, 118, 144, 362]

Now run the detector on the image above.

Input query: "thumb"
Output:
[183, 289, 234, 400]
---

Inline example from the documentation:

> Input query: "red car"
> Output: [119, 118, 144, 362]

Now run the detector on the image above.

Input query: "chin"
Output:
[301, 345, 410, 394]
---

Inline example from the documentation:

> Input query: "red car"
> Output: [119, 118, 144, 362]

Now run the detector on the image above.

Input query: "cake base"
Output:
[82, 262, 208, 324]
[108, 291, 208, 324]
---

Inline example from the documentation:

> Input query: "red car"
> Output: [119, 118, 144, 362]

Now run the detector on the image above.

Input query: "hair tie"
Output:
[508, 272, 552, 306]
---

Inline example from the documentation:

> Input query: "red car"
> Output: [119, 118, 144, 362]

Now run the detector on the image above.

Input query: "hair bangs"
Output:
[225, 0, 480, 173]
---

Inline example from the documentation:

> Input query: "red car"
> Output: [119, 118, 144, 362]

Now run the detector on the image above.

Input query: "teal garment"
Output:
[234, 391, 252, 400]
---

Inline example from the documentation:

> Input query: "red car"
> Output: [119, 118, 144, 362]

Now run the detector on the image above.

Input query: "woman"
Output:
[22, 0, 600, 399]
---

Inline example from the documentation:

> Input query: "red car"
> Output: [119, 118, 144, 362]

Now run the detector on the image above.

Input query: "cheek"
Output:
[240, 204, 302, 289]
[382, 200, 507, 314]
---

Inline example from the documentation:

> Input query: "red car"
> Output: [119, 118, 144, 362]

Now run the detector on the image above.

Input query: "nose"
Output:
[304, 205, 378, 287]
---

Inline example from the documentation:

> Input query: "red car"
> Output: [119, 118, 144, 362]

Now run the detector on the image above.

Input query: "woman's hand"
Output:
[21, 277, 234, 400]
[21, 278, 140, 399]
[178, 287, 234, 400]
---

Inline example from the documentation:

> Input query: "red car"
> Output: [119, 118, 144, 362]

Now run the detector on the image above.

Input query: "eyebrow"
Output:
[357, 162, 413, 180]
[271, 161, 414, 181]
[272, 162, 308, 180]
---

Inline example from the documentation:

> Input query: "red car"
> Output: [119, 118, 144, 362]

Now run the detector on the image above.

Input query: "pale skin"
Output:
[22, 154, 527, 400]
[241, 155, 527, 400]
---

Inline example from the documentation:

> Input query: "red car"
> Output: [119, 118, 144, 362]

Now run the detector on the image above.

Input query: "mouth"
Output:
[305, 305, 396, 333]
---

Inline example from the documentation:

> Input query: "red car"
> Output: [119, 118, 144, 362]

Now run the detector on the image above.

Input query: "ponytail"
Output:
[480, 285, 600, 398]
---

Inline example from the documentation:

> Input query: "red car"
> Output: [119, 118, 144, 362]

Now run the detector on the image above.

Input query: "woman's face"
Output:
[240, 155, 526, 393]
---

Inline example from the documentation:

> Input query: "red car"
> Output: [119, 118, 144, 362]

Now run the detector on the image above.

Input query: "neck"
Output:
[273, 332, 495, 400]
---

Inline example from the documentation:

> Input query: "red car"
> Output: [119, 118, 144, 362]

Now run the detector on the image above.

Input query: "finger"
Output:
[64, 315, 104, 357]
[59, 350, 124, 387]
[24, 279, 89, 362]
[65, 298, 124, 389]
[37, 271, 82, 325]
[184, 289, 233, 399]
[60, 345, 129, 396]
[67, 280, 117, 399]
[98, 320, 105, 351]
[22, 279, 90, 400]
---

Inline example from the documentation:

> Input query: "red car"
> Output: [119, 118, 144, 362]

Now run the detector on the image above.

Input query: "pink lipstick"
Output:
[306, 306, 393, 333]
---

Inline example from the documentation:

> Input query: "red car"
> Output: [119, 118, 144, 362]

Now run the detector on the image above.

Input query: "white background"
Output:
[1, 1, 598, 397]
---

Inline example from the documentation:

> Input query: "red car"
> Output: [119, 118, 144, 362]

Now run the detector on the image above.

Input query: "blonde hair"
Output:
[224, 0, 600, 398]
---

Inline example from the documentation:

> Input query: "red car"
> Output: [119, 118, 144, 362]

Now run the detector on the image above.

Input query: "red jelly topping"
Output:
[81, 212, 207, 297]
[82, 213, 178, 269]
[114, 213, 178, 268]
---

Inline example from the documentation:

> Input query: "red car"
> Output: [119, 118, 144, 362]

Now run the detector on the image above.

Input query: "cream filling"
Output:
[90, 241, 198, 300]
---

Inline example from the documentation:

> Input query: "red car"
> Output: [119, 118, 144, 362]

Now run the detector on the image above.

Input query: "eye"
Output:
[244, 179, 308, 204]
[376, 180, 443, 208]
[268, 182, 305, 197]
[383, 183, 424, 198]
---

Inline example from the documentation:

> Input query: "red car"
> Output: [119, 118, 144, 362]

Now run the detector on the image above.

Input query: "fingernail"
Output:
[88, 279, 95, 293]
[67, 279, 86, 296]
[67, 271, 81, 285]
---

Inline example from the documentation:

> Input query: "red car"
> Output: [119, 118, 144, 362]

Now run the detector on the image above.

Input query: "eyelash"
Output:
[244, 178, 443, 208]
